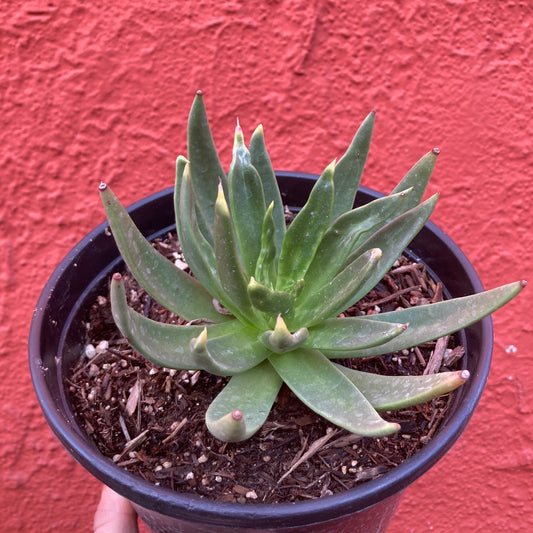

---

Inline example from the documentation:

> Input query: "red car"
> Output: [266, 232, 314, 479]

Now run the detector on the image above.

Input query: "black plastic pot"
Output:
[29, 172, 492, 533]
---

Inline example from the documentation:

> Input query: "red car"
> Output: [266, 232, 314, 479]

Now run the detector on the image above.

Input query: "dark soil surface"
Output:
[67, 233, 464, 504]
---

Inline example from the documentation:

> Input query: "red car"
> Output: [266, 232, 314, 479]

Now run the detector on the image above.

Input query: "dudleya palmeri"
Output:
[99, 91, 526, 442]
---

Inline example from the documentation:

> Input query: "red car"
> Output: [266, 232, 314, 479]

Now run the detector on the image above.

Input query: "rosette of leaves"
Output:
[100, 92, 525, 442]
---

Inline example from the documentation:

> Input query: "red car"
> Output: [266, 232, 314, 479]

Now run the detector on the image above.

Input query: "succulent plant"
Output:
[99, 91, 525, 443]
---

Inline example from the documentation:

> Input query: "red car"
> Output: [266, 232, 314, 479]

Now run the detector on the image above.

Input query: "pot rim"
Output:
[29, 172, 492, 528]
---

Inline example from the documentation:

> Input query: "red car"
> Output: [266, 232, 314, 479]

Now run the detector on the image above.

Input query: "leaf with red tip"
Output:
[323, 281, 527, 358]
[110, 274, 268, 374]
[99, 183, 224, 322]
[304, 188, 414, 291]
[206, 361, 283, 442]
[269, 348, 400, 437]
[390, 148, 440, 208]
[335, 365, 470, 411]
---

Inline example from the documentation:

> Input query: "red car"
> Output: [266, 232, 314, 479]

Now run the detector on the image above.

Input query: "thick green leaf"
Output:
[331, 111, 375, 221]
[254, 203, 278, 288]
[259, 315, 309, 354]
[338, 194, 438, 303]
[248, 277, 295, 320]
[110, 274, 268, 374]
[293, 248, 382, 328]
[269, 348, 400, 437]
[322, 281, 527, 358]
[305, 317, 407, 352]
[276, 162, 335, 291]
[99, 184, 224, 322]
[194, 327, 270, 375]
[177, 167, 229, 308]
[174, 155, 188, 239]
[228, 125, 266, 276]
[187, 91, 227, 245]
[390, 148, 439, 208]
[214, 185, 266, 327]
[249, 124, 286, 255]
[206, 361, 283, 441]
[189, 327, 229, 375]
[303, 188, 414, 291]
[335, 365, 470, 411]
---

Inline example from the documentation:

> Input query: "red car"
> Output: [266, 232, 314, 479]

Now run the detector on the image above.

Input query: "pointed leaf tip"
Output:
[190, 327, 208, 354]
[234, 121, 244, 146]
[207, 409, 247, 442]
[260, 315, 309, 353]
[371, 248, 382, 260]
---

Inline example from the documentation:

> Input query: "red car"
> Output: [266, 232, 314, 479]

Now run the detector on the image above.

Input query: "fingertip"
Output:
[94, 485, 139, 533]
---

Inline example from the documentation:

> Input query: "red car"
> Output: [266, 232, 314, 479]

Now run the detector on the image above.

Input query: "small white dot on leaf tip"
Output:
[460, 370, 470, 380]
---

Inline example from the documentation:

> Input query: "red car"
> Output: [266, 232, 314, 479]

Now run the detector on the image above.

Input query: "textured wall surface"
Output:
[1, 1, 532, 531]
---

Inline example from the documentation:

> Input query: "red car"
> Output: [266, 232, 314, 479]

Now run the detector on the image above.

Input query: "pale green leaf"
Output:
[335, 365, 470, 411]
[331, 110, 375, 221]
[259, 315, 308, 354]
[338, 194, 438, 303]
[269, 348, 400, 437]
[248, 277, 295, 320]
[99, 183, 224, 322]
[390, 148, 439, 208]
[110, 275, 268, 374]
[305, 317, 407, 353]
[276, 162, 335, 291]
[206, 361, 283, 441]
[249, 124, 286, 254]
[322, 281, 527, 358]
[187, 91, 227, 245]
[254, 203, 278, 288]
[214, 186, 266, 327]
[177, 167, 230, 308]
[228, 125, 266, 276]
[303, 188, 414, 291]
[293, 248, 382, 327]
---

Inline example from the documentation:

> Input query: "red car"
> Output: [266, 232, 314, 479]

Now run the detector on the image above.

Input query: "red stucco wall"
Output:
[2, 1, 532, 531]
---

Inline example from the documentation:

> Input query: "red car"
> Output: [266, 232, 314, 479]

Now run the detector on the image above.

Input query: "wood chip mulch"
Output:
[67, 232, 464, 504]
